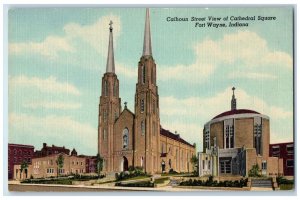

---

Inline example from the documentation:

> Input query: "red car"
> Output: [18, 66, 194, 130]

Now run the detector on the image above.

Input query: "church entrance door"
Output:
[161, 161, 166, 172]
[123, 156, 129, 171]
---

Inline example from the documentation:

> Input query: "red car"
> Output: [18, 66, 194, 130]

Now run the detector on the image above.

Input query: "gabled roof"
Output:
[160, 128, 195, 148]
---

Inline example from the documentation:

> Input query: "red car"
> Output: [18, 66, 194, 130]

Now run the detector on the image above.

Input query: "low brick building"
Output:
[14, 153, 86, 180]
[78, 155, 97, 174]
[8, 143, 34, 180]
[34, 143, 70, 158]
[269, 142, 294, 177]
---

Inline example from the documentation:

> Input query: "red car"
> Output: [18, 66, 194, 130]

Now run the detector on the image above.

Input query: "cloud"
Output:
[116, 62, 137, 78]
[228, 71, 277, 80]
[9, 36, 75, 59]
[9, 75, 81, 96]
[160, 87, 292, 121]
[9, 113, 97, 155]
[159, 30, 292, 83]
[9, 14, 121, 59]
[23, 101, 82, 110]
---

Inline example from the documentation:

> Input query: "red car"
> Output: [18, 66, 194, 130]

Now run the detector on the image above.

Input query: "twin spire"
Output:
[143, 8, 152, 56]
[105, 8, 152, 73]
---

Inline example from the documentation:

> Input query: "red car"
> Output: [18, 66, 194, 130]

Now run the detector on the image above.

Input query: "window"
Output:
[286, 159, 294, 167]
[103, 129, 107, 141]
[104, 80, 108, 96]
[141, 120, 145, 136]
[272, 145, 280, 157]
[140, 99, 145, 112]
[151, 68, 154, 84]
[81, 162, 83, 166]
[142, 65, 146, 84]
[114, 111, 118, 121]
[262, 161, 267, 170]
[113, 80, 117, 97]
[14, 149, 17, 156]
[204, 129, 210, 149]
[208, 160, 211, 170]
[202, 160, 205, 169]
[141, 157, 144, 168]
[103, 110, 107, 122]
[225, 125, 234, 148]
[161, 143, 165, 153]
[286, 144, 294, 155]
[254, 123, 262, 155]
[152, 121, 156, 136]
[123, 128, 129, 149]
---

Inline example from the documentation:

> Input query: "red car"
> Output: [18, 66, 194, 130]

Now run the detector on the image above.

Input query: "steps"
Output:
[251, 179, 273, 188]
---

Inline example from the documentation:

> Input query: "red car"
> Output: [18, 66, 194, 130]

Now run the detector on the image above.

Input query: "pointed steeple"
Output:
[231, 87, 237, 110]
[143, 8, 152, 56]
[106, 20, 115, 73]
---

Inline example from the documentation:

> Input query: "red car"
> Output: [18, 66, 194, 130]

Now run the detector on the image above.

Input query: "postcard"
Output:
[7, 6, 294, 192]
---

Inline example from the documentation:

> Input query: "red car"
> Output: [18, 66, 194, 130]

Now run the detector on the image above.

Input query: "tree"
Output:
[96, 153, 104, 177]
[248, 164, 261, 177]
[56, 154, 64, 177]
[20, 160, 28, 179]
[190, 155, 199, 176]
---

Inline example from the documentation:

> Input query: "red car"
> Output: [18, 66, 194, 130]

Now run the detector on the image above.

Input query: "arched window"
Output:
[113, 80, 117, 97]
[141, 157, 144, 168]
[123, 128, 129, 149]
[140, 99, 145, 112]
[104, 80, 108, 96]
[103, 129, 107, 141]
[142, 65, 146, 84]
[103, 110, 107, 122]
[141, 120, 145, 136]
[152, 68, 154, 84]
[114, 111, 118, 121]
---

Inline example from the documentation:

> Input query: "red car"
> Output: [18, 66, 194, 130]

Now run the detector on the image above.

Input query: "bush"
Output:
[277, 177, 294, 185]
[179, 178, 248, 188]
[169, 168, 178, 174]
[248, 164, 261, 177]
[115, 181, 154, 187]
[115, 167, 148, 181]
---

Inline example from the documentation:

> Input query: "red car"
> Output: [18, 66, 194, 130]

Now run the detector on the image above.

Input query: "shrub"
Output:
[169, 168, 178, 174]
[248, 164, 261, 177]
[179, 178, 248, 188]
[115, 181, 154, 187]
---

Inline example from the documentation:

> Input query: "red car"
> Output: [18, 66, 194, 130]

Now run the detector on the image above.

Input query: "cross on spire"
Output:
[231, 86, 237, 110]
[106, 20, 115, 73]
[109, 20, 113, 32]
[124, 102, 127, 109]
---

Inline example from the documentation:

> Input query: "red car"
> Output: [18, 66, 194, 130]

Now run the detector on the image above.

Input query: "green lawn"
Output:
[280, 184, 294, 190]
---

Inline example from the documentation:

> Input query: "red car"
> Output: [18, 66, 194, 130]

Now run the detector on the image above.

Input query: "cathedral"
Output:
[98, 9, 196, 174]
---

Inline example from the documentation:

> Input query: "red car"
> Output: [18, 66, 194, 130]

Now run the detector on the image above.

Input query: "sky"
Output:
[8, 7, 294, 155]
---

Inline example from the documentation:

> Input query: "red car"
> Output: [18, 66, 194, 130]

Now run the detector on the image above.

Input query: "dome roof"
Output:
[212, 109, 260, 120]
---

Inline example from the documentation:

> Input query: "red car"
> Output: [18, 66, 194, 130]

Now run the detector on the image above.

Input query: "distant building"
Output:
[199, 87, 283, 178]
[78, 155, 97, 174]
[8, 143, 34, 180]
[34, 143, 70, 158]
[14, 153, 86, 180]
[71, 148, 78, 156]
[269, 142, 294, 176]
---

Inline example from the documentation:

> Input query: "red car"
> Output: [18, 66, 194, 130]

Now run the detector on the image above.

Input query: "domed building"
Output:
[199, 87, 283, 178]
